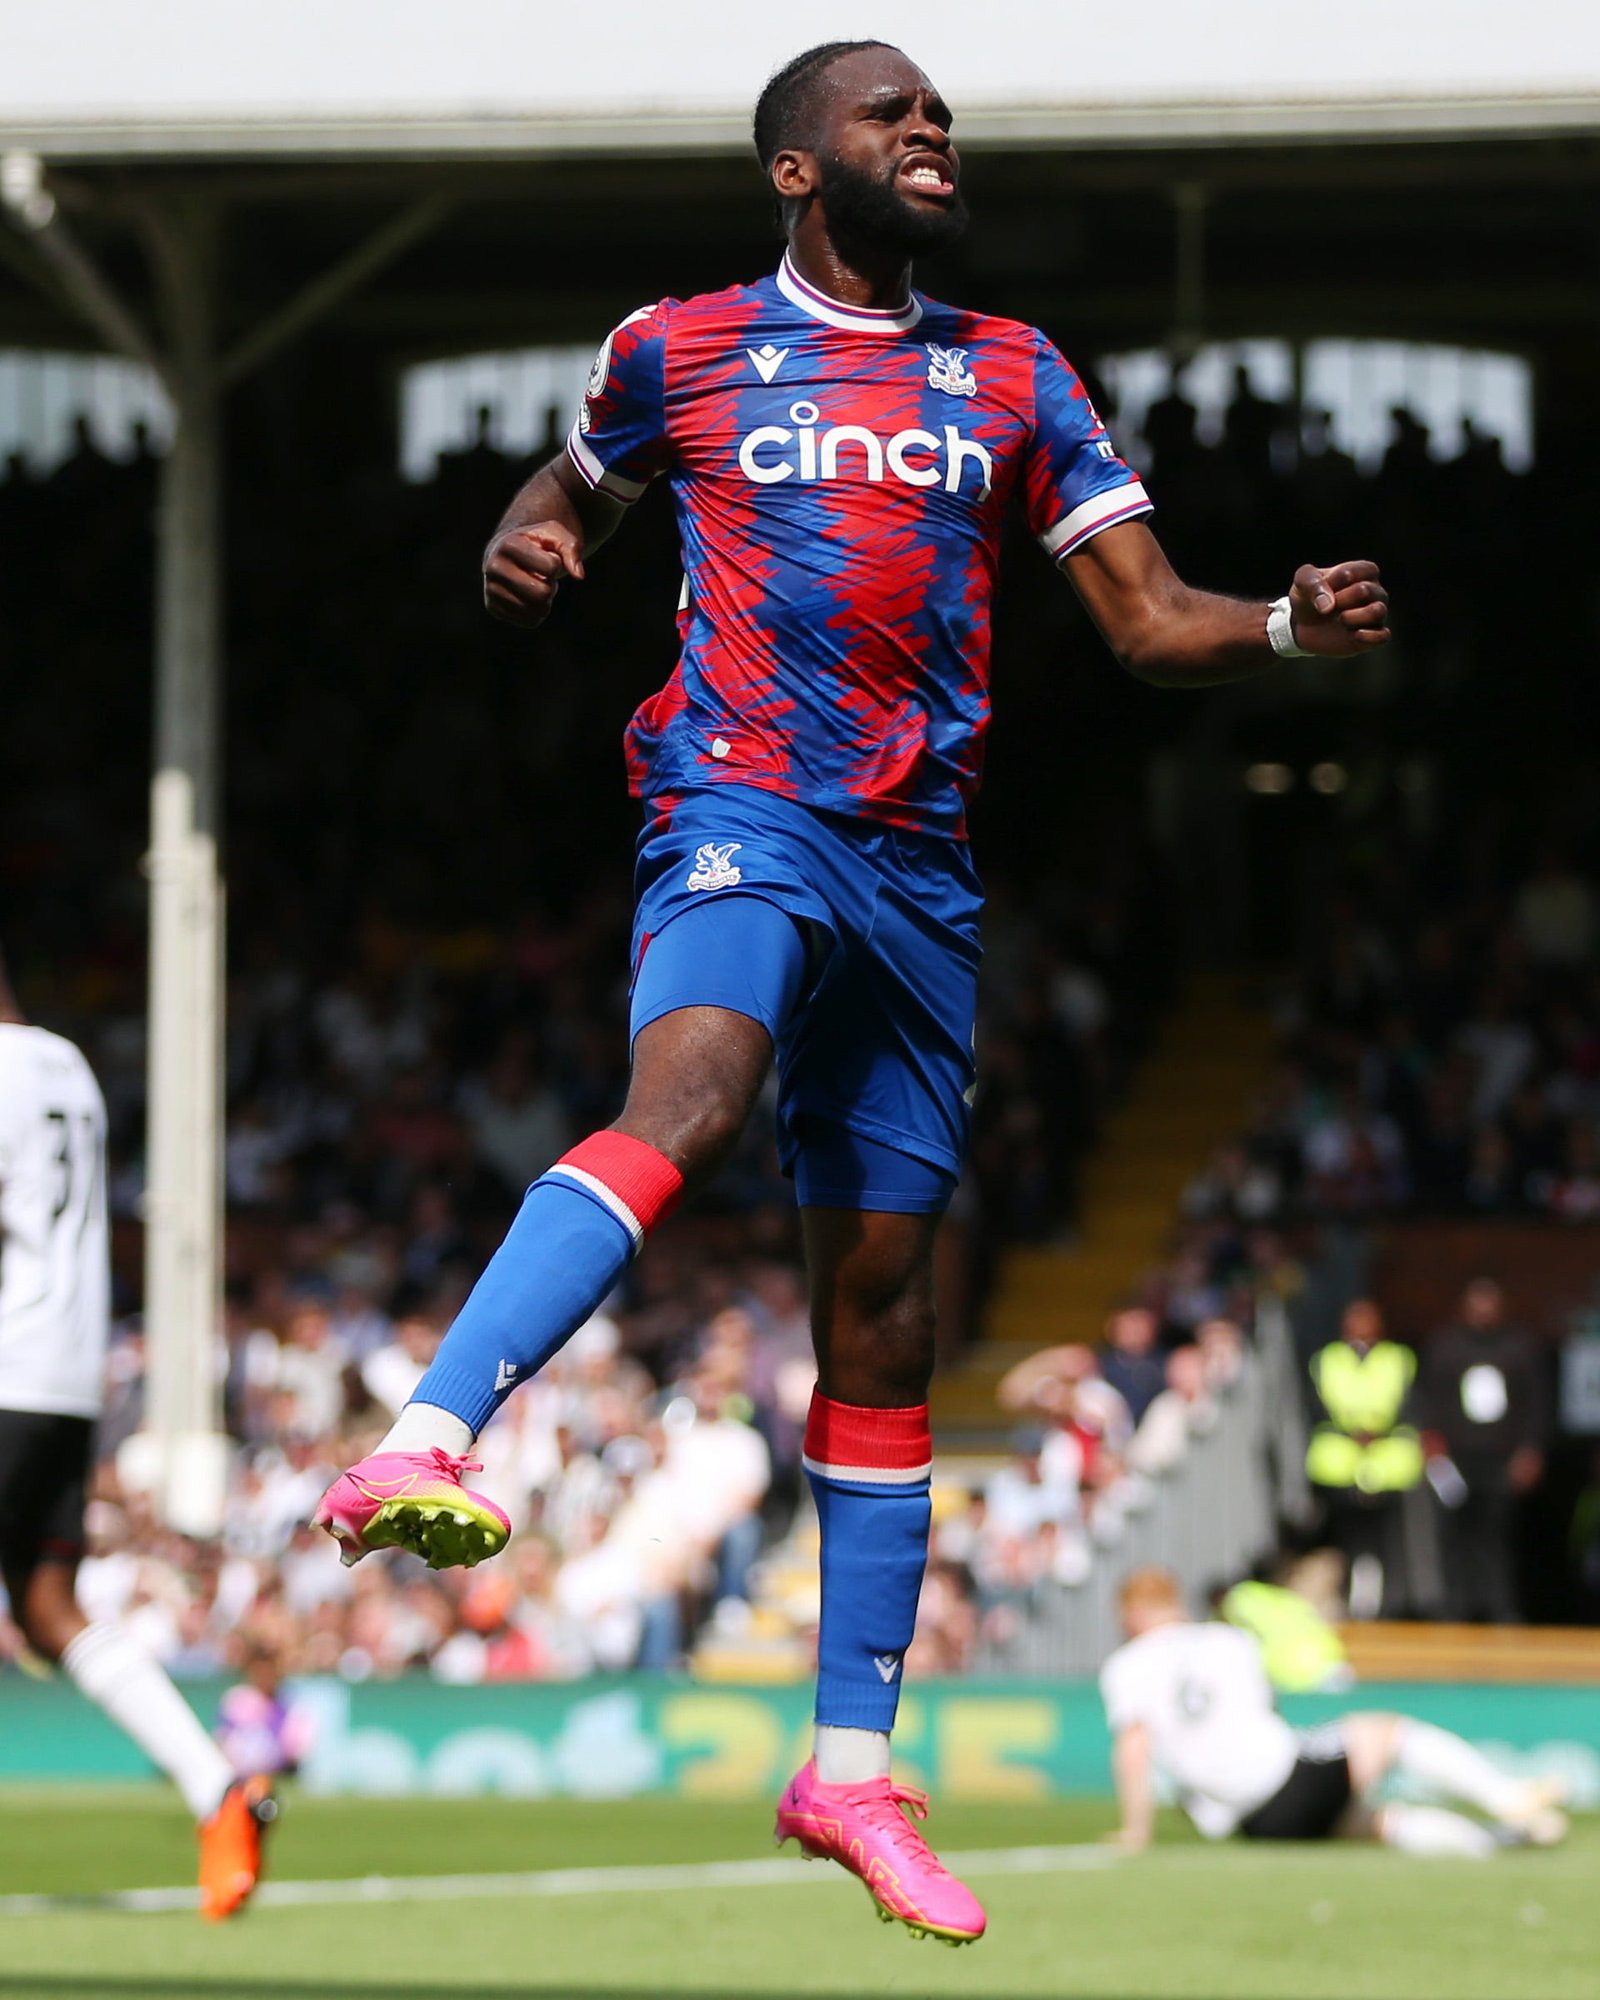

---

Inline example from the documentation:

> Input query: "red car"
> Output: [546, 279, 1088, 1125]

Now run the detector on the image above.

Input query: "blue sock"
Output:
[412, 1131, 684, 1435]
[803, 1393, 933, 1731]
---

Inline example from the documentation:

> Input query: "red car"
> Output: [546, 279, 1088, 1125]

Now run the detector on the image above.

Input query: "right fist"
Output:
[483, 522, 585, 629]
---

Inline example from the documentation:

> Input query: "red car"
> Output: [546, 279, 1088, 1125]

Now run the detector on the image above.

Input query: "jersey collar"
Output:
[776, 255, 923, 334]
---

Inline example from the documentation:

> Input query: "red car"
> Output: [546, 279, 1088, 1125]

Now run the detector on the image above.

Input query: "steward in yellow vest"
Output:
[1221, 1579, 1351, 1693]
[1306, 1299, 1424, 1496]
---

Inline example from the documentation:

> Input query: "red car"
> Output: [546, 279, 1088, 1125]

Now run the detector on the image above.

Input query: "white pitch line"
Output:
[0, 1841, 1117, 1919]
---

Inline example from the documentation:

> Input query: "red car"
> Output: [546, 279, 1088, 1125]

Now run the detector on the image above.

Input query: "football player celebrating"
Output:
[1102, 1569, 1565, 1855]
[318, 41, 1389, 1944]
[0, 945, 275, 1918]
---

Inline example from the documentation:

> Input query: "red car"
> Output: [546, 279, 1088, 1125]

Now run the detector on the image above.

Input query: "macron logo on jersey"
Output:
[738, 399, 994, 499]
[747, 343, 789, 384]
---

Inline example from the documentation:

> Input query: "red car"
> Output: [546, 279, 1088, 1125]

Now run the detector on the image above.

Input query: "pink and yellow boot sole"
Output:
[313, 1447, 510, 1570]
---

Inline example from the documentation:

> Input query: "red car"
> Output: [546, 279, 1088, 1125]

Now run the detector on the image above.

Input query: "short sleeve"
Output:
[1022, 332, 1152, 561]
[1099, 1648, 1139, 1730]
[565, 301, 677, 503]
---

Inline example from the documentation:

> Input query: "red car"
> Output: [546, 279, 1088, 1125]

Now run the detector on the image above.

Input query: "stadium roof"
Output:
[5, 0, 1600, 160]
[2, 1, 1597, 371]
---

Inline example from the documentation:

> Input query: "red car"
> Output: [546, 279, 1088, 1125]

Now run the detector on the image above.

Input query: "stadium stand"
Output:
[3, 366, 1599, 1685]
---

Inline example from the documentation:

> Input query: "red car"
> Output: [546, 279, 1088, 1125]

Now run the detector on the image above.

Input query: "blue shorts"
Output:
[629, 785, 981, 1214]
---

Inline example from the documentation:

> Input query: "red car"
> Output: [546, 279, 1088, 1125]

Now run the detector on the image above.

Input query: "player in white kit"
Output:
[0, 947, 274, 1918]
[1100, 1569, 1565, 1857]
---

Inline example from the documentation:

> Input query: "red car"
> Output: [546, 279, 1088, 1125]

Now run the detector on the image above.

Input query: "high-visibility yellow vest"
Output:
[1222, 1582, 1349, 1693]
[1306, 1339, 1424, 1493]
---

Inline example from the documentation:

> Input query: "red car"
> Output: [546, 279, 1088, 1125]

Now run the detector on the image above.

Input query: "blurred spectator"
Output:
[1220, 1572, 1353, 1694]
[215, 1648, 316, 1776]
[978, 1428, 1090, 1598]
[1127, 1344, 1217, 1477]
[458, 1040, 571, 1197]
[360, 1306, 444, 1416]
[996, 1341, 1098, 1425]
[1304, 1298, 1423, 1617]
[1457, 984, 1539, 1126]
[1514, 847, 1597, 968]
[985, 1428, 1077, 1544]
[1181, 1140, 1282, 1226]
[1221, 362, 1286, 484]
[1301, 1088, 1408, 1214]
[659, 1355, 772, 1608]
[996, 1341, 1131, 1495]
[1547, 1118, 1600, 1221]
[1097, 1308, 1166, 1425]
[907, 1558, 979, 1677]
[1196, 1316, 1245, 1391]
[1420, 1278, 1550, 1622]
[273, 1298, 350, 1440]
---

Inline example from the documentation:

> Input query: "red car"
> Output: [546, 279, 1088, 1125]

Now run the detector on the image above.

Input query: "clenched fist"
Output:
[1287, 560, 1391, 656]
[483, 522, 586, 630]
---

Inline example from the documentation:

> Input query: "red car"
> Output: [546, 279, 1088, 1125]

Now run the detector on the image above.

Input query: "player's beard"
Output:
[815, 150, 969, 256]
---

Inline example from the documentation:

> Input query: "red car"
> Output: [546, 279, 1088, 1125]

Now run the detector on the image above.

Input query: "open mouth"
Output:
[899, 157, 956, 200]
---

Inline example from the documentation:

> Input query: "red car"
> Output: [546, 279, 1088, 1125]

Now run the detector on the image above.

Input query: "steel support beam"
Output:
[0, 160, 228, 1530]
[1170, 180, 1208, 357]
[0, 153, 165, 376]
[220, 194, 449, 385]
[1, 165, 453, 1533]
[140, 197, 230, 1536]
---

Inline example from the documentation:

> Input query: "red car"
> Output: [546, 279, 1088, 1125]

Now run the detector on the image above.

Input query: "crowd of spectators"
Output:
[26, 1200, 1289, 1693]
[69, 1293, 793, 1691]
[909, 1240, 1294, 1674]
[1125, 366, 1527, 650]
[1178, 844, 1600, 1227]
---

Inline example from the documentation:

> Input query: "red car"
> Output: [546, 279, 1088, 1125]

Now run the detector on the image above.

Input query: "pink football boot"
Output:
[774, 1759, 986, 1945]
[313, 1447, 510, 1570]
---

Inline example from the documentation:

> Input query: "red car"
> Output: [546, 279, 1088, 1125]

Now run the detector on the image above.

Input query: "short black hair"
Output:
[752, 40, 899, 172]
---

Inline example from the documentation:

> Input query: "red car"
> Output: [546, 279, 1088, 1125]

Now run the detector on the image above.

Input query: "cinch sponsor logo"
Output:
[737, 400, 993, 499]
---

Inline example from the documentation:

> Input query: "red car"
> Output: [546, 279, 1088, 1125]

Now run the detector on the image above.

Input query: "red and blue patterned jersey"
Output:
[567, 255, 1151, 838]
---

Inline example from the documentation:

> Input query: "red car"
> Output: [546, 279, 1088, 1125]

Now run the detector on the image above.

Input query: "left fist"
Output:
[1289, 561, 1390, 656]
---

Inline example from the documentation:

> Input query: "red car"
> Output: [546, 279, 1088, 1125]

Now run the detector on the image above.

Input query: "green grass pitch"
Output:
[0, 1789, 1595, 1999]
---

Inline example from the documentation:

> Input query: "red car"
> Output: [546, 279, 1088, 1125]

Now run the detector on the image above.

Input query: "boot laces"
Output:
[855, 1783, 948, 1877]
[427, 1448, 483, 1480]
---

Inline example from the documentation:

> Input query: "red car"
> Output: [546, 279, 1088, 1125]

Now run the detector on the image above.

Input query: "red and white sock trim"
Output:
[543, 1132, 685, 1250]
[802, 1390, 932, 1487]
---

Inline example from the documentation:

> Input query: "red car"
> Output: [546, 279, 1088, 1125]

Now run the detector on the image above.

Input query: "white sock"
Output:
[814, 1725, 892, 1785]
[1393, 1718, 1521, 1819]
[62, 1622, 234, 1822]
[377, 1401, 476, 1457]
[1379, 1803, 1497, 1858]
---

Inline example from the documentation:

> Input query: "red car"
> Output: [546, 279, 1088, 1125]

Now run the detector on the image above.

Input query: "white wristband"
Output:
[1266, 596, 1309, 659]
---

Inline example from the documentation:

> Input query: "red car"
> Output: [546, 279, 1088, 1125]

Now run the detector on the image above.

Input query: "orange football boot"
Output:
[198, 1775, 278, 1921]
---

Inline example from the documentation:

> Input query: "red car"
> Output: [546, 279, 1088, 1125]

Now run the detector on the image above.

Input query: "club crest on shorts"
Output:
[926, 344, 977, 398]
[686, 840, 743, 892]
